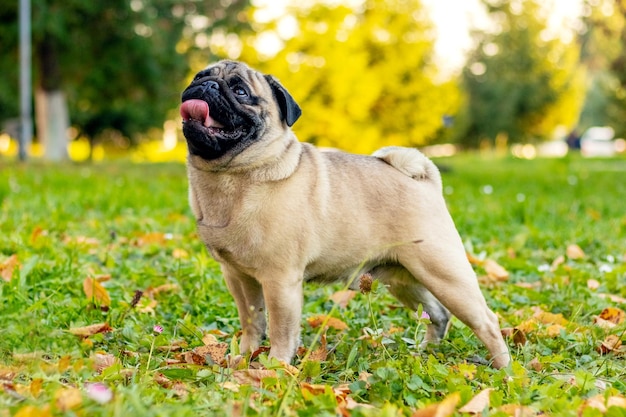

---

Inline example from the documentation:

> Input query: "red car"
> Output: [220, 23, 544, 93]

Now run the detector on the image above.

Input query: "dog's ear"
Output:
[264, 75, 302, 127]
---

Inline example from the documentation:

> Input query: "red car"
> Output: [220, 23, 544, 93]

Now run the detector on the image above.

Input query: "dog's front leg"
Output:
[222, 267, 267, 355]
[261, 275, 304, 363]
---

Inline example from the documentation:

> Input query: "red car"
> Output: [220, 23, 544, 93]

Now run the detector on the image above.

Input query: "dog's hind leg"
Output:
[373, 265, 451, 345]
[394, 239, 511, 369]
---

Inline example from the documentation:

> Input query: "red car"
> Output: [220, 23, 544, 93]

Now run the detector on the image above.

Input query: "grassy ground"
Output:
[1, 154, 625, 416]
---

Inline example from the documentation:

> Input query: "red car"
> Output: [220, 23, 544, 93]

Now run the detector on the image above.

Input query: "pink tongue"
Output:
[180, 100, 210, 126]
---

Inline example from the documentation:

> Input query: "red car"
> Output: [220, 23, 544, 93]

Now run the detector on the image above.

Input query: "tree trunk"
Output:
[36, 37, 69, 161]
[35, 88, 69, 161]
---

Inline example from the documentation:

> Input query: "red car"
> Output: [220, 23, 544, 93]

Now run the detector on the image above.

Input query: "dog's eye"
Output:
[232, 86, 248, 97]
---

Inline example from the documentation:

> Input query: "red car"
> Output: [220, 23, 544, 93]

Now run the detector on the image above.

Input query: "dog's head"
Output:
[180, 60, 301, 162]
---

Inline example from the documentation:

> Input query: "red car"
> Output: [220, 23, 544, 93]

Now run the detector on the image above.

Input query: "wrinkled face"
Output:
[180, 60, 301, 161]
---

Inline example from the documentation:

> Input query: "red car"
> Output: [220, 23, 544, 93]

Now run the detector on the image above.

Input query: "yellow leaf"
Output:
[83, 277, 111, 307]
[546, 324, 565, 337]
[55, 387, 83, 411]
[412, 392, 460, 417]
[459, 388, 492, 414]
[29, 378, 43, 398]
[0, 254, 19, 282]
[597, 307, 626, 325]
[307, 315, 348, 331]
[232, 369, 278, 387]
[566, 244, 585, 259]
[498, 404, 537, 416]
[14, 405, 51, 417]
[533, 309, 568, 326]
[587, 279, 600, 290]
[172, 248, 189, 259]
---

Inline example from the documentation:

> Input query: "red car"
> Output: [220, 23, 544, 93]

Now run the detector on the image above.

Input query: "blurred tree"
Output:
[0, 0, 249, 160]
[578, 0, 626, 138]
[459, 0, 585, 147]
[240, 0, 459, 154]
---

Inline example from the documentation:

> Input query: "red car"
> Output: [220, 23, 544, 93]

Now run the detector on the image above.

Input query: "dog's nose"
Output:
[201, 80, 219, 92]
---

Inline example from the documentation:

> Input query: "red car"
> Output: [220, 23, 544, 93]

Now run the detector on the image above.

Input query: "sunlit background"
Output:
[0, 0, 624, 161]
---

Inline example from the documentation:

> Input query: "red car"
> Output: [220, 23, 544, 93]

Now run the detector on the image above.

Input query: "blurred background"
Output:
[0, 0, 625, 162]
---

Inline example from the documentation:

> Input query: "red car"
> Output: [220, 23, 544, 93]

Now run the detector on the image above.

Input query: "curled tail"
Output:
[373, 146, 442, 191]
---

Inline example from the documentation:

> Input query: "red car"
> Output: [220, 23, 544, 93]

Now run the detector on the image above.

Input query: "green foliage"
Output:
[459, 0, 585, 146]
[0, 0, 249, 144]
[1, 155, 626, 415]
[241, 0, 460, 154]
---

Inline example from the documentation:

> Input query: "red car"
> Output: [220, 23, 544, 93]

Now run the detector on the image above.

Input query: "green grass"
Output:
[1, 155, 625, 416]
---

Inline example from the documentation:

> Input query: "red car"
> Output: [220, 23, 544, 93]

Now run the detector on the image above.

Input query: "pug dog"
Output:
[180, 60, 511, 369]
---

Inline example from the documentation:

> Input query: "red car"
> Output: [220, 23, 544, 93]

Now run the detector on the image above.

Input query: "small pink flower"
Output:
[420, 311, 430, 320]
[85, 382, 113, 404]
[153, 325, 163, 334]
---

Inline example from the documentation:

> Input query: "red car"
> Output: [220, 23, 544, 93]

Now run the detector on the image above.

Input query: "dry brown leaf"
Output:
[137, 298, 158, 314]
[598, 335, 622, 355]
[566, 244, 585, 259]
[54, 387, 82, 411]
[0, 254, 19, 282]
[307, 315, 348, 331]
[83, 277, 111, 307]
[330, 290, 357, 309]
[306, 333, 328, 362]
[597, 307, 626, 325]
[232, 369, 278, 387]
[501, 327, 527, 346]
[69, 322, 113, 338]
[528, 357, 542, 371]
[145, 283, 180, 297]
[412, 392, 460, 417]
[92, 352, 117, 373]
[193, 343, 229, 365]
[484, 259, 509, 281]
[459, 388, 492, 414]
[202, 334, 218, 345]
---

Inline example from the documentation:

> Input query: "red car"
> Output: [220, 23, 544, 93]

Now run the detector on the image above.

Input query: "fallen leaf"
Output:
[0, 254, 19, 282]
[459, 388, 492, 414]
[172, 248, 189, 258]
[92, 352, 117, 373]
[412, 392, 460, 417]
[193, 342, 229, 365]
[580, 394, 626, 414]
[13, 405, 51, 417]
[597, 307, 625, 325]
[54, 387, 82, 411]
[466, 253, 484, 266]
[484, 259, 509, 281]
[501, 327, 527, 346]
[546, 324, 566, 338]
[598, 335, 622, 355]
[551, 255, 565, 270]
[533, 309, 568, 326]
[83, 277, 111, 307]
[232, 369, 278, 387]
[29, 378, 43, 398]
[528, 358, 542, 371]
[69, 322, 113, 338]
[307, 315, 348, 331]
[135, 232, 166, 246]
[566, 244, 585, 260]
[587, 279, 600, 290]
[306, 333, 328, 362]
[498, 404, 537, 416]
[330, 290, 357, 308]
[64, 236, 100, 246]
[58, 355, 71, 373]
